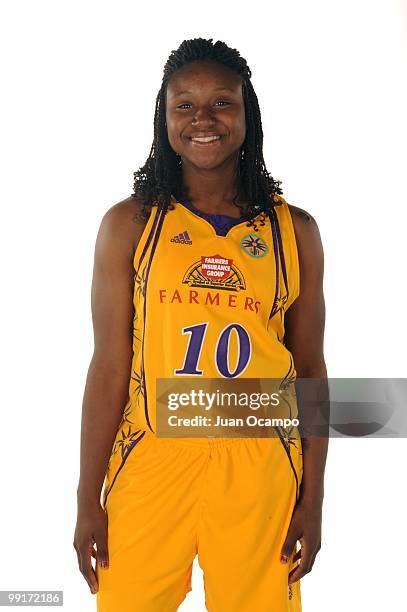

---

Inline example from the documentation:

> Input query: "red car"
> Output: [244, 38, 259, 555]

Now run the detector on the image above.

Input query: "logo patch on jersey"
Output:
[170, 230, 192, 245]
[201, 255, 232, 281]
[182, 254, 246, 292]
[240, 233, 268, 258]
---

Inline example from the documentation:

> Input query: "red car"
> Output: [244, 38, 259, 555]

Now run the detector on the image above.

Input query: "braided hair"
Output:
[132, 38, 284, 230]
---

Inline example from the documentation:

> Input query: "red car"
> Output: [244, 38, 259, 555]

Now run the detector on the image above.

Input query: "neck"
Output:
[180, 154, 245, 215]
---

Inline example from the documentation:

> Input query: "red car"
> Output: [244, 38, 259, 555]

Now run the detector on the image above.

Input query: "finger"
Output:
[288, 541, 313, 584]
[280, 529, 301, 563]
[308, 545, 321, 572]
[78, 543, 99, 594]
[94, 528, 109, 570]
[293, 548, 302, 563]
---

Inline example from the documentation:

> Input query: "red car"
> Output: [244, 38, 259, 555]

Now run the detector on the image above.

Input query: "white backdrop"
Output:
[0, 1, 406, 610]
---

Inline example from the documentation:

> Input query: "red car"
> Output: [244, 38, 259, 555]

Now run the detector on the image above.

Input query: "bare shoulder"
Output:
[287, 202, 316, 232]
[101, 195, 148, 232]
[97, 195, 149, 254]
[287, 202, 323, 254]
[286, 202, 324, 287]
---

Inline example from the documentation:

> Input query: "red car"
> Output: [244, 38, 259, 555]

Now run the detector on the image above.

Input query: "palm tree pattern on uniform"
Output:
[134, 264, 147, 301]
[130, 364, 144, 405]
[115, 426, 143, 459]
[133, 310, 141, 344]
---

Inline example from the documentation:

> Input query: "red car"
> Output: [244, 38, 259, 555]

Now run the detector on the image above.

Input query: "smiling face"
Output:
[165, 60, 246, 171]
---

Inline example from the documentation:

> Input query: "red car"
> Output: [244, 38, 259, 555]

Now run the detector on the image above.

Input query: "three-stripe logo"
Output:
[170, 231, 192, 245]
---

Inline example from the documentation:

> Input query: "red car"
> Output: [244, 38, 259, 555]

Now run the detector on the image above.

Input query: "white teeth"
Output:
[191, 135, 221, 143]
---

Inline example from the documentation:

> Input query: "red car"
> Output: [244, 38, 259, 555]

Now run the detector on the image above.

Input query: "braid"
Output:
[132, 38, 284, 225]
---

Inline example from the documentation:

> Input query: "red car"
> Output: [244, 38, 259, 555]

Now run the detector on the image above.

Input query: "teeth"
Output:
[191, 135, 221, 143]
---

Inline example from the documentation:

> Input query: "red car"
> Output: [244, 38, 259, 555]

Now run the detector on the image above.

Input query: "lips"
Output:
[190, 135, 221, 143]
[187, 134, 223, 147]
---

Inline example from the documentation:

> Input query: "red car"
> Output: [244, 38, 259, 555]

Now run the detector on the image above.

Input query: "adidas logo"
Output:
[170, 230, 192, 245]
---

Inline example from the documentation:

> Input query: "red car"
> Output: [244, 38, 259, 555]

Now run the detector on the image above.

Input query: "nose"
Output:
[192, 105, 215, 125]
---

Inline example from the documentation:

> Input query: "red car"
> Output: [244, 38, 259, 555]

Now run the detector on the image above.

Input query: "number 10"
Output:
[174, 322, 252, 378]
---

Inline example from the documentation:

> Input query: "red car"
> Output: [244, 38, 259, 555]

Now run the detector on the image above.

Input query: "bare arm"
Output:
[74, 196, 147, 594]
[280, 204, 329, 584]
[285, 204, 328, 504]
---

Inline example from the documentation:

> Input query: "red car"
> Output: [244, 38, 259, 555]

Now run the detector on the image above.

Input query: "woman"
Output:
[74, 38, 328, 612]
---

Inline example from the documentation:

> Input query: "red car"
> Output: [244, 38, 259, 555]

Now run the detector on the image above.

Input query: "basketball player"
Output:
[74, 38, 328, 611]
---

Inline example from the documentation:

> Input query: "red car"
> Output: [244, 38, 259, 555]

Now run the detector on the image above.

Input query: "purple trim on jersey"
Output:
[141, 203, 167, 433]
[268, 209, 281, 319]
[180, 200, 245, 237]
[268, 207, 290, 318]
[272, 207, 289, 296]
[281, 353, 295, 391]
[274, 426, 300, 502]
[134, 204, 162, 279]
[103, 430, 146, 505]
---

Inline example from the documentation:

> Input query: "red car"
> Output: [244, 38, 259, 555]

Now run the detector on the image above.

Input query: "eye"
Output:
[176, 100, 231, 110]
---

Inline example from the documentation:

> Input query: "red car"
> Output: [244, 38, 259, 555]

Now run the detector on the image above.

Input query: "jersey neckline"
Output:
[176, 199, 252, 239]
[179, 199, 245, 221]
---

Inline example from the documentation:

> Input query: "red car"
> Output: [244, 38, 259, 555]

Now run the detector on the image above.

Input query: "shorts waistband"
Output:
[147, 433, 249, 448]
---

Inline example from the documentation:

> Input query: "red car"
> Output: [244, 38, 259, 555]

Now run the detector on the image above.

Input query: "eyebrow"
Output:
[171, 86, 236, 96]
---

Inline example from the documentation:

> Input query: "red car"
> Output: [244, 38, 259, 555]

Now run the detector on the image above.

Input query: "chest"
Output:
[146, 205, 278, 319]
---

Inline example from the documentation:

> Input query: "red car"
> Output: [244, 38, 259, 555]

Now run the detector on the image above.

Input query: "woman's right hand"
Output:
[73, 501, 109, 595]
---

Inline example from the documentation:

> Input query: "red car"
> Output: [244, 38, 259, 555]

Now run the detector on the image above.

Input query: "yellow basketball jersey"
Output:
[122, 193, 300, 435]
[100, 194, 303, 607]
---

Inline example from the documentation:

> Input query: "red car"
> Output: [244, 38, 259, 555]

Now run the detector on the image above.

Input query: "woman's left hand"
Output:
[280, 498, 322, 585]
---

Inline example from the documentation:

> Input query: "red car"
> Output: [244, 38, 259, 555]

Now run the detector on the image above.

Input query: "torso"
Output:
[122, 194, 301, 435]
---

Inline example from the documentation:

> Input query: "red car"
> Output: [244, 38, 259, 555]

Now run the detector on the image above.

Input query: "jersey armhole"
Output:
[278, 197, 300, 310]
[133, 205, 159, 272]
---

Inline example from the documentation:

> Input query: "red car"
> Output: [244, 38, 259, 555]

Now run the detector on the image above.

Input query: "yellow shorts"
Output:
[96, 431, 303, 612]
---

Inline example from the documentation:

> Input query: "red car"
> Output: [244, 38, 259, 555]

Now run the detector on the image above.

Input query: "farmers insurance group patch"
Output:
[182, 254, 246, 292]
